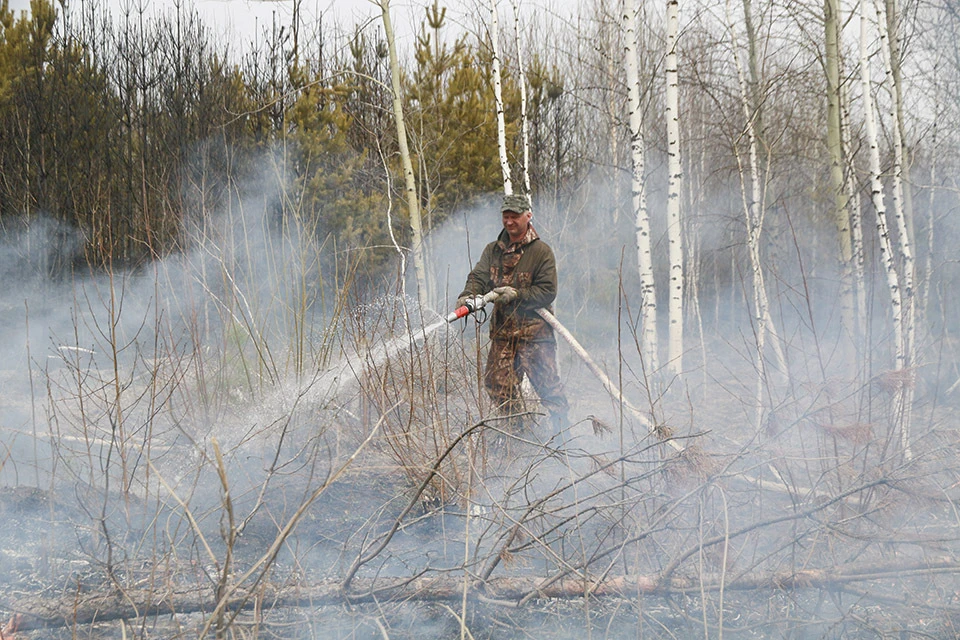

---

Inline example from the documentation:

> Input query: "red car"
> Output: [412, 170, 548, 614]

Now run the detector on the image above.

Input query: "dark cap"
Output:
[501, 193, 532, 213]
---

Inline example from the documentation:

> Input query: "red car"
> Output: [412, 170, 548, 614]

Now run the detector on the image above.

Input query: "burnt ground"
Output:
[1, 327, 960, 639]
[2, 469, 955, 640]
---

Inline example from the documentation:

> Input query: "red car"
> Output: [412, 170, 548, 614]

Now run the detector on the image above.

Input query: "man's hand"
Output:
[492, 286, 518, 305]
[456, 295, 472, 308]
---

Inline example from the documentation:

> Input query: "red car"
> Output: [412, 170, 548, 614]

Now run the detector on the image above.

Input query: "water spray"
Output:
[445, 290, 500, 323]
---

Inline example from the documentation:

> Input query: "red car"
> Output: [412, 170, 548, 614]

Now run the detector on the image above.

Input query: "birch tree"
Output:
[603, 9, 623, 226]
[825, 0, 855, 341]
[873, 0, 915, 353]
[665, 0, 683, 376]
[623, 0, 659, 373]
[380, 0, 429, 302]
[841, 82, 868, 337]
[884, 0, 915, 249]
[489, 0, 513, 194]
[860, 0, 910, 458]
[742, 0, 788, 378]
[873, 0, 916, 455]
[511, 0, 531, 194]
[727, 0, 787, 430]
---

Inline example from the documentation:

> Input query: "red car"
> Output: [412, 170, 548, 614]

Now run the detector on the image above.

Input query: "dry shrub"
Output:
[654, 422, 675, 441]
[498, 547, 517, 568]
[872, 368, 917, 395]
[664, 445, 720, 486]
[589, 414, 613, 437]
[814, 421, 875, 445]
[351, 306, 484, 505]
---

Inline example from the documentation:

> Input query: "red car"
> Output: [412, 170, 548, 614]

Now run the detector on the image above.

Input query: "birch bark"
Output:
[840, 82, 867, 338]
[918, 85, 940, 334]
[825, 0, 855, 341]
[727, 0, 787, 430]
[608, 40, 621, 226]
[623, 0, 659, 372]
[873, 0, 915, 369]
[380, 0, 428, 302]
[665, 0, 683, 377]
[873, 0, 915, 455]
[490, 0, 513, 195]
[510, 0, 531, 195]
[884, 0, 915, 247]
[860, 0, 910, 458]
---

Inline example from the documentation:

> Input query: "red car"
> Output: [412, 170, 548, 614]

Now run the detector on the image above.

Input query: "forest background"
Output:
[2, 0, 960, 636]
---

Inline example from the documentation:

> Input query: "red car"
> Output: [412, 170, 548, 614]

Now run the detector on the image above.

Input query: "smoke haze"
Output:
[0, 151, 958, 639]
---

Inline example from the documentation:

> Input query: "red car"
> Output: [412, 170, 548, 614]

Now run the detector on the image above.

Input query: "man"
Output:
[457, 193, 569, 435]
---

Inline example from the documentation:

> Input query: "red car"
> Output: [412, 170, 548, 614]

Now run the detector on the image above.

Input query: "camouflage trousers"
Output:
[484, 336, 569, 429]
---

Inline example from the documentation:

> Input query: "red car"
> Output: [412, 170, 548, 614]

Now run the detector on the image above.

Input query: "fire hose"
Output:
[447, 294, 803, 494]
[445, 290, 680, 451]
[536, 311, 804, 490]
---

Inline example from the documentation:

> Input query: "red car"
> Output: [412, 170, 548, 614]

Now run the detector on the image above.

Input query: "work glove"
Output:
[456, 294, 472, 308]
[492, 286, 518, 305]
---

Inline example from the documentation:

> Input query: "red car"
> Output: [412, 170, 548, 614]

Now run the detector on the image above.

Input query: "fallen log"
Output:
[9, 560, 960, 630]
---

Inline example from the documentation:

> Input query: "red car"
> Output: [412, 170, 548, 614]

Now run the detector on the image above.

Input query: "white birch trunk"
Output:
[874, 0, 915, 455]
[840, 82, 867, 338]
[825, 0, 855, 342]
[665, 0, 683, 377]
[624, 0, 659, 373]
[919, 90, 940, 334]
[490, 0, 513, 195]
[608, 46, 621, 226]
[510, 0, 531, 195]
[873, 0, 915, 372]
[728, 0, 786, 430]
[690, 117, 708, 392]
[921, 146, 935, 336]
[860, 1, 910, 458]
[738, 0, 788, 379]
[381, 0, 428, 302]
[885, 0, 915, 248]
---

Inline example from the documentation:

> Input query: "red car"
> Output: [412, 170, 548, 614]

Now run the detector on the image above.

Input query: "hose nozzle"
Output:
[445, 291, 499, 323]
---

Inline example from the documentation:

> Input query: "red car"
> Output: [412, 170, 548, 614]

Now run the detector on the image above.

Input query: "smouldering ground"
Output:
[1, 316, 960, 638]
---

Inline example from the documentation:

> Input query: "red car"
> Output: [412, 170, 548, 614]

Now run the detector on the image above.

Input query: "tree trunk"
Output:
[860, 0, 909, 458]
[608, 37, 621, 226]
[728, 0, 786, 430]
[15, 561, 960, 631]
[885, 0, 915, 250]
[874, 0, 915, 454]
[381, 0, 429, 303]
[840, 81, 867, 339]
[537, 309, 682, 451]
[623, 0, 659, 373]
[825, 0, 855, 342]
[511, 0, 531, 195]
[665, 0, 683, 377]
[490, 0, 513, 195]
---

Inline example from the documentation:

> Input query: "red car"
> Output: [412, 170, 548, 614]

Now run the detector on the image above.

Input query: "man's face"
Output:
[502, 210, 532, 241]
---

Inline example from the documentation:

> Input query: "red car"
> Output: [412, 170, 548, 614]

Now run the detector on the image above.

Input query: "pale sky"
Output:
[7, 0, 410, 50]
[5, 0, 581, 57]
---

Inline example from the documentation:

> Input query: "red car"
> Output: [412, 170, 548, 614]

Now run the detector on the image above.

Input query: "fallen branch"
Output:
[536, 308, 682, 453]
[537, 308, 834, 500]
[10, 560, 960, 630]
[341, 418, 490, 591]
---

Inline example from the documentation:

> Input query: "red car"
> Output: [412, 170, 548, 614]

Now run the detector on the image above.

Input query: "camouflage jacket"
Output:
[458, 225, 557, 342]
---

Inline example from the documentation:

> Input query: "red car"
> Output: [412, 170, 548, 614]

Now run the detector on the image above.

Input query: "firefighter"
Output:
[456, 193, 570, 436]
